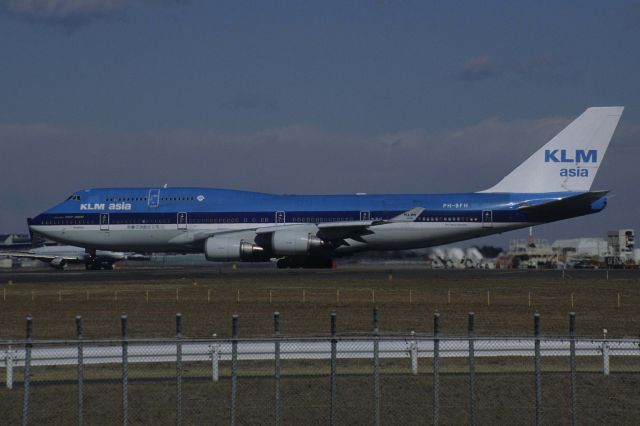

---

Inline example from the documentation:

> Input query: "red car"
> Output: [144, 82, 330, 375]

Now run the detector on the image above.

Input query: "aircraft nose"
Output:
[28, 214, 53, 238]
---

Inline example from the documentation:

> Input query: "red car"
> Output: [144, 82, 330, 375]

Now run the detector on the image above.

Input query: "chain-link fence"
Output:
[2, 311, 640, 425]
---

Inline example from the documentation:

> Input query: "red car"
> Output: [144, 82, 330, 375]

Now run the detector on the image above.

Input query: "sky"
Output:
[1, 0, 639, 248]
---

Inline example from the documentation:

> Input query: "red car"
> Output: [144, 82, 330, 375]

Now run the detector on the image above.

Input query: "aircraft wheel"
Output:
[276, 258, 290, 269]
[86, 261, 102, 270]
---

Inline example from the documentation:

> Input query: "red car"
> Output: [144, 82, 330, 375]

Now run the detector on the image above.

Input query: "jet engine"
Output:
[204, 237, 264, 261]
[271, 231, 324, 256]
[50, 257, 67, 270]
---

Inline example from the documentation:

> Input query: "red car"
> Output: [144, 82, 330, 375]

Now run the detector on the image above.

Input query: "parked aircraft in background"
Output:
[28, 107, 624, 268]
[0, 245, 142, 270]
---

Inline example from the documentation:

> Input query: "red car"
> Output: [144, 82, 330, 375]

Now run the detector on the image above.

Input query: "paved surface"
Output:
[3, 337, 637, 368]
[1, 263, 638, 283]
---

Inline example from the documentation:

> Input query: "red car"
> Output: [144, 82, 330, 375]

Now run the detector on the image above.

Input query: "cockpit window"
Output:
[67, 195, 81, 201]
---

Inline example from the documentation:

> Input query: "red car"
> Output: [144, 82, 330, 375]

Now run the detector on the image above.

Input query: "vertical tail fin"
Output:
[480, 107, 624, 193]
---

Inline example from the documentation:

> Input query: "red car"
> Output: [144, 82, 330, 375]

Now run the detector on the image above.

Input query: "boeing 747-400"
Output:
[28, 107, 624, 268]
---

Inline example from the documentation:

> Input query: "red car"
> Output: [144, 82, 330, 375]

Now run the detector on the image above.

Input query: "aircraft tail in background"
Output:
[480, 107, 624, 193]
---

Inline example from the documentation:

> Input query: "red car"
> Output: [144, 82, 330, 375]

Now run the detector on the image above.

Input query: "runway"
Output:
[1, 263, 639, 284]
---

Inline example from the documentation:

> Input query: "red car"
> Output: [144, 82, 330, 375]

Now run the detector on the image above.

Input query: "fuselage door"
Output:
[177, 212, 187, 230]
[148, 189, 160, 208]
[100, 213, 109, 231]
[482, 210, 493, 228]
[360, 211, 370, 221]
[276, 211, 286, 224]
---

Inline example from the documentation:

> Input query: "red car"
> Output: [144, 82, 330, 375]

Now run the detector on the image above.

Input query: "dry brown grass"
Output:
[1, 269, 639, 339]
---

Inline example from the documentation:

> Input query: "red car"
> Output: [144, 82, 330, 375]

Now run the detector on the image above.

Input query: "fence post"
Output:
[373, 307, 380, 426]
[569, 312, 577, 426]
[330, 311, 337, 426]
[410, 331, 418, 375]
[176, 313, 183, 426]
[433, 312, 440, 426]
[121, 315, 129, 426]
[76, 316, 84, 426]
[210, 344, 220, 382]
[231, 315, 238, 426]
[21, 315, 33, 426]
[6, 346, 14, 390]
[468, 312, 476, 426]
[602, 329, 610, 375]
[274, 312, 281, 426]
[534, 313, 541, 426]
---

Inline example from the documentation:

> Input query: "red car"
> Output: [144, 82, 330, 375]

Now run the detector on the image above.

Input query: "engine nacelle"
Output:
[204, 237, 264, 261]
[271, 231, 324, 256]
[50, 257, 67, 270]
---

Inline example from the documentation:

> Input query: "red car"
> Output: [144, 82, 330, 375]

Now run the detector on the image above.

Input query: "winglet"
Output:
[480, 107, 624, 193]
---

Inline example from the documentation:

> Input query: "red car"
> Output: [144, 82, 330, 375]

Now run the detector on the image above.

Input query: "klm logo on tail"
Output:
[544, 149, 597, 163]
[544, 149, 597, 177]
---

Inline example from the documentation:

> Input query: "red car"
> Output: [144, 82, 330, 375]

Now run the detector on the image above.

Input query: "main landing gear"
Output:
[85, 256, 115, 271]
[276, 256, 336, 269]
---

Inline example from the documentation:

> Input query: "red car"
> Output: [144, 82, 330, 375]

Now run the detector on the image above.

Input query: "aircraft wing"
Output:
[253, 207, 426, 241]
[317, 207, 425, 241]
[189, 223, 372, 242]
[0, 251, 80, 262]
[189, 207, 425, 243]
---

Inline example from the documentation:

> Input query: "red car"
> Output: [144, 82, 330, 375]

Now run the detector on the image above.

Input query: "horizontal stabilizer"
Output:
[517, 190, 608, 213]
[516, 191, 608, 222]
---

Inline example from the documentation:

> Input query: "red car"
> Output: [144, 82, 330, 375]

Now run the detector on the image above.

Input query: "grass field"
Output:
[1, 268, 640, 339]
[2, 372, 639, 425]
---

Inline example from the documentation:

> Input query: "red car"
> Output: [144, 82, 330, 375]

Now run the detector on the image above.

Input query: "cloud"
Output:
[510, 55, 580, 83]
[607, 121, 640, 153]
[4, 0, 126, 25]
[458, 54, 579, 84]
[2, 0, 184, 28]
[220, 94, 280, 112]
[458, 55, 495, 81]
[511, 55, 554, 76]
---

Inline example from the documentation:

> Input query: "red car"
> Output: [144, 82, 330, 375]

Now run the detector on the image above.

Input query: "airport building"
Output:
[607, 229, 635, 262]
[552, 238, 609, 258]
[499, 229, 637, 269]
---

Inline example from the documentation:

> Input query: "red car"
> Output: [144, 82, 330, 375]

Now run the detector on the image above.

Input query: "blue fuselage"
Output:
[29, 187, 606, 255]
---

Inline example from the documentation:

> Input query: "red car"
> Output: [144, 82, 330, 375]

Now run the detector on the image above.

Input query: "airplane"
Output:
[27, 107, 624, 269]
[0, 245, 128, 270]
